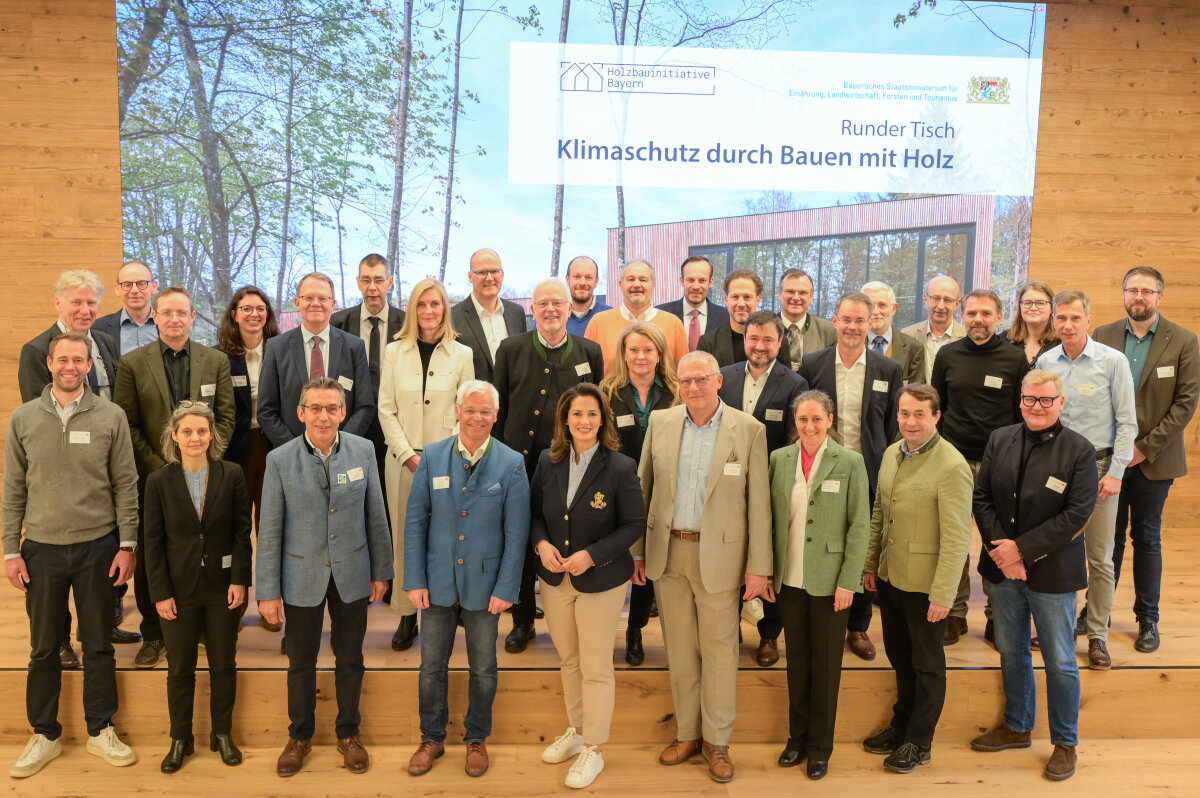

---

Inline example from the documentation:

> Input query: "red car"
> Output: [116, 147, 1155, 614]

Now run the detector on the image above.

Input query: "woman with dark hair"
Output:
[598, 321, 678, 666]
[143, 401, 252, 773]
[1000, 280, 1058, 365]
[769, 390, 870, 780]
[531, 383, 645, 789]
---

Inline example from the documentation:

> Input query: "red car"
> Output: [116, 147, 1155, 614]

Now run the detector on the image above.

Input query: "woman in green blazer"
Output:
[767, 390, 871, 780]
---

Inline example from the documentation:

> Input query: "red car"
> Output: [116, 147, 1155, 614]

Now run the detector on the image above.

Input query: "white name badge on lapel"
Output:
[1045, 476, 1067, 493]
[69, 431, 90, 444]
[984, 375, 1003, 389]
[723, 462, 742, 476]
[765, 409, 784, 422]
[872, 379, 889, 393]
[575, 362, 592, 377]
[1076, 384, 1096, 396]
[432, 476, 450, 490]
[231, 375, 248, 387]
[347, 467, 365, 482]
[221, 555, 232, 569]
[200, 383, 216, 397]
[821, 479, 840, 493]
[616, 414, 635, 428]
[338, 375, 354, 391]
[1158, 365, 1175, 379]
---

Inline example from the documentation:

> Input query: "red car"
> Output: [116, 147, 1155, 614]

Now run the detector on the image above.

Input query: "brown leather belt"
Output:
[670, 529, 700, 541]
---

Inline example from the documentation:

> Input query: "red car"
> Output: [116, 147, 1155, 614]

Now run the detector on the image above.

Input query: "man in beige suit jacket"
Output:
[633, 351, 771, 784]
[901, 275, 967, 382]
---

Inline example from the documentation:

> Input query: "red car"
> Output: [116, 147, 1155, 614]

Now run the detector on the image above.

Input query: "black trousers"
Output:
[847, 587, 875, 633]
[628, 580, 656, 629]
[512, 542, 539, 628]
[738, 593, 784, 640]
[23, 533, 119, 739]
[134, 493, 163, 643]
[284, 579, 368, 740]
[876, 579, 948, 748]
[776, 585, 849, 761]
[159, 588, 240, 738]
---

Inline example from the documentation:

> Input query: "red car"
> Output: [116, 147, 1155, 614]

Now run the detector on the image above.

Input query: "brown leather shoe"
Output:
[276, 737, 311, 777]
[755, 637, 780, 667]
[701, 740, 734, 783]
[337, 735, 369, 774]
[658, 738, 702, 765]
[847, 631, 876, 661]
[1043, 743, 1076, 781]
[970, 724, 1032, 752]
[1088, 639, 1111, 670]
[407, 740, 444, 776]
[465, 741, 489, 777]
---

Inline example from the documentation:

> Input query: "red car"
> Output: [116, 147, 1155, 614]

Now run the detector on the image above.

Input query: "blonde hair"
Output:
[1023, 369, 1063, 393]
[600, 322, 679, 405]
[396, 278, 457, 344]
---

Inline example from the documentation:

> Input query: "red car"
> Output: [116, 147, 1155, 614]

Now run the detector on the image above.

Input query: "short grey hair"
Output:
[677, 350, 719, 374]
[456, 379, 499, 407]
[1052, 289, 1091, 316]
[299, 376, 345, 407]
[54, 270, 104, 300]
[532, 278, 569, 301]
[861, 280, 896, 305]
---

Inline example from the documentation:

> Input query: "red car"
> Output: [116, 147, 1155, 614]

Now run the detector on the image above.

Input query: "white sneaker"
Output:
[86, 726, 137, 767]
[11, 733, 62, 778]
[565, 746, 604, 789]
[542, 727, 583, 764]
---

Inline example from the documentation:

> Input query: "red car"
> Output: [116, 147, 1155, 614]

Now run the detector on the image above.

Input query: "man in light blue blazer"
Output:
[403, 380, 531, 779]
[256, 377, 393, 778]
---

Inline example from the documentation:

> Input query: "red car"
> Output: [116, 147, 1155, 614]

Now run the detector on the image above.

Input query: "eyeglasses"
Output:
[358, 277, 389, 286]
[176, 400, 211, 411]
[1123, 288, 1160, 298]
[298, 295, 334, 305]
[678, 374, 718, 389]
[118, 280, 152, 291]
[459, 408, 497, 418]
[1020, 394, 1061, 408]
[532, 299, 567, 310]
[302, 404, 344, 415]
[471, 269, 503, 279]
[156, 310, 192, 319]
[237, 305, 268, 315]
[1020, 300, 1050, 309]
[926, 294, 960, 306]
[835, 316, 868, 327]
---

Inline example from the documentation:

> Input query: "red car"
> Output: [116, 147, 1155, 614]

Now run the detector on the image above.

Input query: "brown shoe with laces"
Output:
[275, 737, 311, 777]
[465, 741, 489, 777]
[701, 740, 734, 783]
[337, 735, 369, 774]
[658, 738, 701, 765]
[1088, 639, 1111, 670]
[407, 740, 444, 776]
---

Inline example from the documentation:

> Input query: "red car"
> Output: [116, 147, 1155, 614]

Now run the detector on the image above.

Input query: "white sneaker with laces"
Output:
[542, 726, 583, 764]
[565, 746, 604, 789]
[86, 726, 137, 767]
[11, 733, 62, 778]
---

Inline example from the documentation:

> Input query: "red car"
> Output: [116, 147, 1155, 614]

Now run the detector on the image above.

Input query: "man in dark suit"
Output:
[698, 269, 762, 368]
[716, 310, 807, 667]
[113, 286, 236, 668]
[1095, 266, 1200, 653]
[656, 255, 730, 352]
[258, 272, 375, 447]
[450, 248, 528, 383]
[92, 260, 159, 355]
[777, 269, 837, 371]
[862, 281, 925, 385]
[493, 279, 604, 653]
[800, 291, 903, 661]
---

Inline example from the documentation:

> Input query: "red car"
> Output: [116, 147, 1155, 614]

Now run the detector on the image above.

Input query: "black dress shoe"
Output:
[505, 624, 535, 653]
[649, 598, 659, 618]
[1074, 607, 1087, 637]
[59, 640, 81, 669]
[777, 746, 804, 767]
[1135, 619, 1160, 653]
[111, 626, 142, 645]
[210, 732, 243, 766]
[133, 639, 165, 668]
[806, 759, 828, 780]
[391, 615, 419, 651]
[625, 628, 645, 666]
[534, 606, 545, 620]
[161, 736, 194, 773]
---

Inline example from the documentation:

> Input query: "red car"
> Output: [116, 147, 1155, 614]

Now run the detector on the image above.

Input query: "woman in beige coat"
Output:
[377, 277, 474, 650]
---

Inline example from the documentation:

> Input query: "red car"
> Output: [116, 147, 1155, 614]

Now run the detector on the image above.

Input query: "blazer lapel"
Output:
[775, 445, 799, 496]
[388, 305, 404, 341]
[462, 303, 492, 368]
[148, 347, 172, 409]
[809, 443, 840, 488]
[188, 345, 207, 401]
[860, 355, 878, 431]
[723, 367, 746, 410]
[290, 329, 308, 382]
[170, 465, 206, 534]
[568, 448, 608, 511]
[326, 329, 344, 376]
[705, 411, 736, 500]
[344, 310, 361, 337]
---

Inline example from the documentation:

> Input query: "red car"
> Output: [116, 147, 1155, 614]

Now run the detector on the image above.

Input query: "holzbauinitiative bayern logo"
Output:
[967, 76, 1010, 104]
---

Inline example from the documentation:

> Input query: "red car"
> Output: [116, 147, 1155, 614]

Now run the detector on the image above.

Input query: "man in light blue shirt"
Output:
[1035, 289, 1137, 670]
[92, 261, 158, 355]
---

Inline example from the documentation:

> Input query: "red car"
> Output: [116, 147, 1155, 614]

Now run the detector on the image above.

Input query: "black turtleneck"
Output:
[931, 333, 1029, 461]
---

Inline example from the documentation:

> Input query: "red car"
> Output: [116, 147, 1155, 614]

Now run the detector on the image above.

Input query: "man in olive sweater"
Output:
[862, 384, 973, 775]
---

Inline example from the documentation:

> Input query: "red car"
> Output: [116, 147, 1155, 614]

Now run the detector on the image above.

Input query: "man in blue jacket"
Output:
[404, 380, 531, 779]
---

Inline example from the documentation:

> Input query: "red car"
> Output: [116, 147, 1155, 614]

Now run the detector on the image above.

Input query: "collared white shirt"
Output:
[304, 430, 340, 463]
[456, 435, 492, 466]
[571, 296, 597, 319]
[834, 347, 867, 454]
[784, 438, 827, 589]
[921, 325, 956, 382]
[618, 304, 658, 323]
[742, 362, 771, 417]
[245, 340, 264, 429]
[566, 442, 599, 506]
[537, 329, 568, 351]
[685, 299, 709, 336]
[471, 294, 509, 361]
[300, 325, 331, 377]
[358, 303, 390, 366]
[671, 403, 724, 532]
[51, 390, 84, 426]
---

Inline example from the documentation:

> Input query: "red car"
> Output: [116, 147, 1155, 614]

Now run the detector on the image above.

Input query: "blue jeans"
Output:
[1113, 466, 1173, 623]
[989, 579, 1080, 746]
[418, 604, 499, 744]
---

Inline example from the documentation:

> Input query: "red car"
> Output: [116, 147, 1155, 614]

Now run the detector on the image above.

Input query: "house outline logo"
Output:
[560, 62, 604, 92]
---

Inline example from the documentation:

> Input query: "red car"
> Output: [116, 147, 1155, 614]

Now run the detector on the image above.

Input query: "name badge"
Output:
[1045, 476, 1067, 493]
[347, 466, 365, 482]
[575, 362, 592, 377]
[821, 479, 840, 493]
[69, 431, 90, 444]
[338, 375, 354, 391]
[1077, 384, 1096, 397]
[200, 383, 216, 397]
[1158, 365, 1175, 379]
[616, 414, 636, 428]
[984, 375, 1003, 389]
[231, 375, 248, 387]
[872, 379, 889, 393]
[723, 462, 742, 476]
[765, 408, 784, 422]
[432, 476, 450, 490]
[221, 555, 232, 569]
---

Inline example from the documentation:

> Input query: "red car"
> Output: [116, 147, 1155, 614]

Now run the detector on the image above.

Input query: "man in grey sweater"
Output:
[3, 331, 140, 778]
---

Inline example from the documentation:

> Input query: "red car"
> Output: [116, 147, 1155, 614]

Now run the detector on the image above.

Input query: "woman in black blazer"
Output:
[530, 383, 646, 790]
[598, 322, 678, 665]
[143, 401, 252, 773]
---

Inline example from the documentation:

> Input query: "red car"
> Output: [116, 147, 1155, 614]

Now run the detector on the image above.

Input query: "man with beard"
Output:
[585, 260, 688, 371]
[564, 256, 611, 337]
[699, 270, 764, 368]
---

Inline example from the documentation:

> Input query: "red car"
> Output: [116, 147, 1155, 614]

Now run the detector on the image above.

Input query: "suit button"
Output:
[329, 535, 335, 540]
[806, 537, 812, 542]
[891, 498, 896, 503]
[429, 371, 434, 376]
[889, 519, 894, 524]
[425, 399, 430, 405]
[321, 485, 328, 490]
[457, 559, 464, 565]
[544, 367, 550, 374]
[564, 540, 569, 546]
[529, 430, 535, 436]
[540, 389, 547, 395]
[563, 514, 569, 521]
[459, 535, 465, 541]
[1010, 517, 1015, 523]
[522, 450, 528, 455]
[534, 410, 540, 416]
[330, 509, 337, 515]
[807, 519, 813, 524]
[809, 500, 815, 506]
[888, 539, 894, 544]
[461, 510, 468, 517]
[325, 562, 331, 567]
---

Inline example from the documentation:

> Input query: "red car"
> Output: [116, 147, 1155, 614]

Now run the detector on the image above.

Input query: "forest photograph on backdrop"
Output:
[117, 0, 1046, 339]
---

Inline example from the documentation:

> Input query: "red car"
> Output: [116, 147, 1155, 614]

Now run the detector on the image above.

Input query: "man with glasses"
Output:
[257, 377, 392, 777]
[800, 292, 903, 661]
[636, 351, 772, 783]
[1094, 267, 1199, 653]
[861, 281, 925, 385]
[970, 370, 1097, 781]
[699, 270, 764, 368]
[564, 255, 611, 337]
[451, 249, 527, 383]
[585, 260, 688, 371]
[93, 261, 159, 355]
[656, 256, 730, 351]
[1035, 290, 1137, 670]
[113, 286, 235, 668]
[902, 275, 966, 382]
[492, 279, 603, 653]
[775, 269, 836, 372]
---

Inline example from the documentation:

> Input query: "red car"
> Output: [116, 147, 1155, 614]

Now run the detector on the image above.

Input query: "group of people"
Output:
[3, 250, 1196, 787]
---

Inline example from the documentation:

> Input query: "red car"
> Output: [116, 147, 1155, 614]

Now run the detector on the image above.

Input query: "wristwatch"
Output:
[120, 546, 136, 553]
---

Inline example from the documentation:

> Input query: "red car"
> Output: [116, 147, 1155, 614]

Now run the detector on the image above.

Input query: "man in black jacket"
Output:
[698, 269, 762, 368]
[970, 369, 1098, 782]
[450, 248, 527, 383]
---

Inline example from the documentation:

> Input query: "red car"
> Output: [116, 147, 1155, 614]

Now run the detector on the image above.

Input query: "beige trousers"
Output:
[540, 575, 627, 745]
[385, 452, 416, 616]
[655, 535, 741, 746]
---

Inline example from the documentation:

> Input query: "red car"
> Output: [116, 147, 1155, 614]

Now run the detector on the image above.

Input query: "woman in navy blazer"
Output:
[143, 402, 252, 774]
[530, 383, 645, 789]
